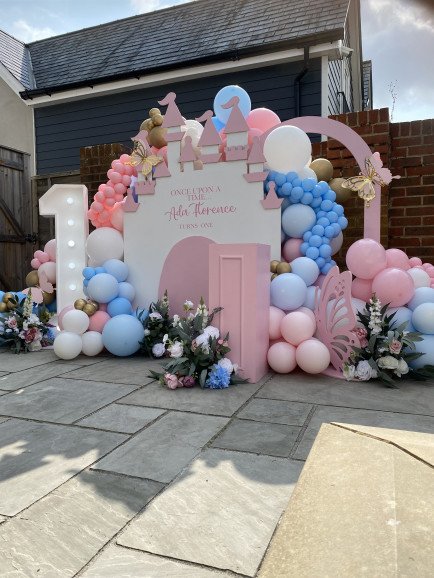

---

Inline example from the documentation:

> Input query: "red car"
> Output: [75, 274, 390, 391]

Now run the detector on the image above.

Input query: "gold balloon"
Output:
[152, 113, 164, 126]
[3, 292, 15, 303]
[310, 158, 334, 182]
[140, 119, 148, 131]
[25, 271, 40, 287]
[271, 273, 278, 281]
[329, 177, 352, 203]
[83, 303, 98, 316]
[149, 107, 161, 117]
[0, 302, 7, 313]
[74, 298, 86, 310]
[6, 299, 18, 310]
[148, 126, 167, 148]
[270, 260, 280, 273]
[276, 262, 291, 275]
[42, 291, 55, 305]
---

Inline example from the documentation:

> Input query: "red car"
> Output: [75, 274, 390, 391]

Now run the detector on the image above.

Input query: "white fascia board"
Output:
[24, 41, 341, 108]
[0, 62, 25, 96]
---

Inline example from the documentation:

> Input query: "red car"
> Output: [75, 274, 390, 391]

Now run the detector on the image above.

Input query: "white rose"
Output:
[149, 312, 162, 321]
[395, 358, 409, 377]
[183, 300, 194, 311]
[218, 357, 233, 374]
[152, 343, 166, 358]
[343, 364, 356, 381]
[195, 333, 209, 347]
[168, 341, 183, 359]
[204, 325, 219, 340]
[355, 360, 376, 381]
[172, 314, 180, 327]
[377, 356, 399, 370]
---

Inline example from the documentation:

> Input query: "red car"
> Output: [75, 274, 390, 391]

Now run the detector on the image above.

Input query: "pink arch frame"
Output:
[261, 117, 381, 242]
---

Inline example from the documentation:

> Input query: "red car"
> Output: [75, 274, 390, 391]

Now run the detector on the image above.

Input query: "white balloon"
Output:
[264, 126, 312, 173]
[38, 261, 56, 284]
[81, 331, 104, 356]
[54, 331, 83, 360]
[181, 119, 204, 154]
[86, 227, 124, 266]
[408, 267, 430, 288]
[298, 166, 318, 181]
[330, 231, 344, 255]
[62, 309, 90, 335]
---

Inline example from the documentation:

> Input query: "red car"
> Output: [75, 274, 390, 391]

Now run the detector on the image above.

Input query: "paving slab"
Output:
[259, 424, 434, 578]
[54, 354, 110, 366]
[120, 380, 263, 417]
[93, 411, 227, 482]
[237, 398, 312, 426]
[82, 545, 227, 577]
[0, 419, 126, 515]
[212, 418, 300, 457]
[77, 404, 166, 433]
[62, 357, 157, 386]
[293, 405, 434, 460]
[0, 470, 162, 577]
[117, 448, 302, 576]
[0, 371, 9, 376]
[0, 516, 6, 523]
[0, 377, 137, 423]
[258, 371, 434, 416]
[0, 362, 82, 391]
[0, 349, 63, 372]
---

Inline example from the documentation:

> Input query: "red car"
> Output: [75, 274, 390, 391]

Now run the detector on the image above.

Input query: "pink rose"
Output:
[355, 327, 368, 348]
[389, 339, 402, 355]
[180, 375, 195, 388]
[6, 317, 17, 329]
[164, 373, 181, 390]
[24, 327, 41, 344]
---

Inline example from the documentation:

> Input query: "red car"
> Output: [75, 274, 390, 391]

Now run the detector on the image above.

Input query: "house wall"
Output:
[0, 78, 33, 160]
[34, 59, 322, 175]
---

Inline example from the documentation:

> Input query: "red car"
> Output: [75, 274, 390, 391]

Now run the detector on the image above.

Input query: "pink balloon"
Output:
[44, 239, 56, 261]
[269, 306, 285, 340]
[247, 127, 263, 146]
[282, 238, 303, 262]
[280, 311, 316, 346]
[119, 154, 131, 163]
[352, 277, 373, 302]
[297, 307, 316, 324]
[92, 201, 104, 213]
[98, 302, 108, 312]
[114, 193, 124, 202]
[31, 258, 41, 269]
[122, 174, 131, 187]
[87, 209, 97, 220]
[409, 257, 423, 267]
[114, 182, 127, 195]
[34, 250, 49, 263]
[58, 305, 74, 330]
[112, 161, 125, 174]
[123, 164, 134, 177]
[386, 248, 410, 270]
[372, 267, 415, 307]
[88, 310, 111, 333]
[98, 184, 107, 192]
[106, 180, 115, 188]
[296, 339, 330, 374]
[95, 191, 105, 202]
[110, 171, 123, 184]
[246, 108, 281, 132]
[267, 342, 297, 373]
[104, 186, 115, 198]
[426, 266, 434, 278]
[105, 198, 116, 207]
[346, 239, 387, 279]
[110, 201, 124, 232]
[38, 261, 56, 284]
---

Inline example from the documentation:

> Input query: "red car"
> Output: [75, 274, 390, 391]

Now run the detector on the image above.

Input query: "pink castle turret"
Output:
[197, 110, 222, 164]
[159, 92, 184, 174]
[222, 97, 249, 161]
[244, 137, 268, 183]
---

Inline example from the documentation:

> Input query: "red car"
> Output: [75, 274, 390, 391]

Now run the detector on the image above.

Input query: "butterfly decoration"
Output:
[342, 152, 400, 207]
[128, 138, 163, 178]
[21, 270, 54, 304]
[314, 266, 360, 375]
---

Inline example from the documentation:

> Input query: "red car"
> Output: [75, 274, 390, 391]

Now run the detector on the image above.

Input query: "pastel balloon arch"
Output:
[260, 116, 381, 242]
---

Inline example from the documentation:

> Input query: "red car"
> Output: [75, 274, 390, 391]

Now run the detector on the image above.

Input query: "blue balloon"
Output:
[303, 231, 312, 241]
[286, 171, 298, 182]
[319, 244, 332, 258]
[317, 217, 330, 228]
[338, 216, 348, 229]
[103, 259, 129, 282]
[281, 204, 316, 238]
[321, 262, 333, 275]
[102, 315, 145, 357]
[301, 192, 313, 205]
[311, 197, 322, 208]
[300, 242, 309, 254]
[327, 211, 338, 223]
[95, 267, 106, 275]
[312, 185, 323, 198]
[312, 225, 325, 236]
[303, 285, 319, 310]
[332, 223, 341, 236]
[317, 181, 329, 194]
[306, 246, 320, 260]
[316, 210, 326, 218]
[268, 171, 278, 182]
[107, 297, 133, 317]
[321, 199, 334, 212]
[323, 190, 336, 202]
[410, 334, 434, 369]
[291, 257, 320, 286]
[324, 225, 334, 238]
[270, 273, 307, 311]
[83, 279, 89, 287]
[291, 186, 304, 201]
[407, 287, 434, 311]
[309, 235, 322, 248]
[83, 267, 95, 280]
[274, 173, 286, 186]
[211, 116, 225, 131]
[292, 178, 302, 187]
[388, 306, 414, 330]
[281, 182, 293, 197]
[412, 303, 434, 334]
[315, 256, 326, 269]
[281, 198, 291, 211]
[334, 204, 344, 216]
[118, 282, 135, 302]
[87, 273, 119, 303]
[214, 85, 251, 124]
[302, 178, 316, 191]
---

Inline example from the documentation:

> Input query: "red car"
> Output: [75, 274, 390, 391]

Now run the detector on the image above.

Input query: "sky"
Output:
[0, 0, 432, 122]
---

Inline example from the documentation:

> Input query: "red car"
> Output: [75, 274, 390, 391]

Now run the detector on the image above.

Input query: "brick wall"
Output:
[312, 109, 434, 267]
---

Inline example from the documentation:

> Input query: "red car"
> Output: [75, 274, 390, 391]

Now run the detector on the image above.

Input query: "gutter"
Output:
[294, 46, 310, 117]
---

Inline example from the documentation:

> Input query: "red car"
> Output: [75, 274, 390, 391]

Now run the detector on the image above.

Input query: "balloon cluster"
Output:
[270, 259, 291, 280]
[87, 155, 136, 231]
[346, 239, 434, 368]
[140, 107, 166, 149]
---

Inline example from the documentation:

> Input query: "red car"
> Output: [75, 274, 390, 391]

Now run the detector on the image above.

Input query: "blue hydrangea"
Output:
[205, 364, 231, 389]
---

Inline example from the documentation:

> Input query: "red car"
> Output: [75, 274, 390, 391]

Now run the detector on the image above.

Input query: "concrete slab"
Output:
[93, 411, 227, 483]
[293, 405, 434, 460]
[0, 419, 126, 515]
[0, 349, 64, 372]
[212, 418, 300, 457]
[120, 380, 263, 417]
[259, 424, 434, 578]
[77, 404, 166, 433]
[258, 372, 434, 416]
[0, 377, 137, 424]
[237, 398, 312, 426]
[0, 362, 82, 391]
[117, 449, 302, 576]
[0, 470, 162, 577]
[62, 357, 157, 386]
[82, 545, 227, 577]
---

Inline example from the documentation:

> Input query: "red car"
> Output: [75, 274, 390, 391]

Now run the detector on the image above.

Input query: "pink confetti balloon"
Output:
[296, 339, 330, 374]
[282, 238, 303, 262]
[426, 266, 434, 278]
[352, 277, 373, 302]
[346, 239, 387, 280]
[372, 267, 414, 307]
[385, 248, 410, 270]
[269, 306, 285, 340]
[267, 341, 297, 373]
[280, 311, 316, 346]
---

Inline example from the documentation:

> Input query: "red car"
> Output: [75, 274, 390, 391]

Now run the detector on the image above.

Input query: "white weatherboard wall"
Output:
[0, 78, 33, 158]
[124, 158, 281, 309]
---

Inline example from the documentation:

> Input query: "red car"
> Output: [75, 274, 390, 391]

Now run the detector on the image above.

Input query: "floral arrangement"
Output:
[0, 291, 55, 353]
[344, 295, 434, 387]
[139, 293, 245, 389]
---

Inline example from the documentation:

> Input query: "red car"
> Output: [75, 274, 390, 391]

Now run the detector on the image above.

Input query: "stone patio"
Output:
[0, 348, 433, 576]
